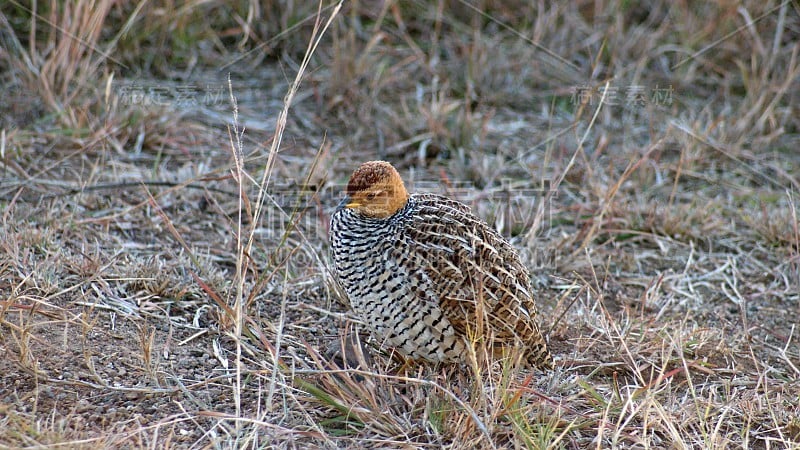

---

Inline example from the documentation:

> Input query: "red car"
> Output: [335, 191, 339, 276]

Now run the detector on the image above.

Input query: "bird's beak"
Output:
[336, 196, 360, 211]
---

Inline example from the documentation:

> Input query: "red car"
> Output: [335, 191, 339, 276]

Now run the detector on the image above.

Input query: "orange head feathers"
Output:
[338, 161, 410, 219]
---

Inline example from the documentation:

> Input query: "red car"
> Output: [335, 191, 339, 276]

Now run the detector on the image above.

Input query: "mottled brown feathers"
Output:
[342, 161, 409, 219]
[345, 161, 403, 196]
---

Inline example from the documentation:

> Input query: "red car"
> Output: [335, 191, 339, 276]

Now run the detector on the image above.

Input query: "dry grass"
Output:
[1, 0, 799, 448]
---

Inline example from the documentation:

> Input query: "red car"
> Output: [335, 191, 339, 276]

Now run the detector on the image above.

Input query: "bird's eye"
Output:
[367, 192, 379, 200]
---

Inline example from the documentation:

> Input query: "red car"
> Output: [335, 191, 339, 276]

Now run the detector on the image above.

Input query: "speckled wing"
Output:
[398, 193, 552, 367]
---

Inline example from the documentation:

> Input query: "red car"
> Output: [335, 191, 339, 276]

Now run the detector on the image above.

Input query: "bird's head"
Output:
[338, 161, 410, 219]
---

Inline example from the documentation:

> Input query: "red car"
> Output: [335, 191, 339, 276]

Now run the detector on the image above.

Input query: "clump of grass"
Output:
[1, 1, 115, 120]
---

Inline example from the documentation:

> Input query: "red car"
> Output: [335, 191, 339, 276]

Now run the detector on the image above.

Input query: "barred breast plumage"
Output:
[329, 161, 553, 369]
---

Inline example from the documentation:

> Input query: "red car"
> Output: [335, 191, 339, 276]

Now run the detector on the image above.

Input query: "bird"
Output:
[329, 160, 553, 370]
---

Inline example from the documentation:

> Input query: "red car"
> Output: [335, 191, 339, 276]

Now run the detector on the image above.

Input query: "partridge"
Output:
[329, 161, 553, 369]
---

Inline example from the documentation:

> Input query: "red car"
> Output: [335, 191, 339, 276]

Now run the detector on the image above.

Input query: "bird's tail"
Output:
[526, 336, 554, 370]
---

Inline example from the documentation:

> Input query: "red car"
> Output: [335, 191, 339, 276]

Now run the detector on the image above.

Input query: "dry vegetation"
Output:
[1, 0, 799, 448]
